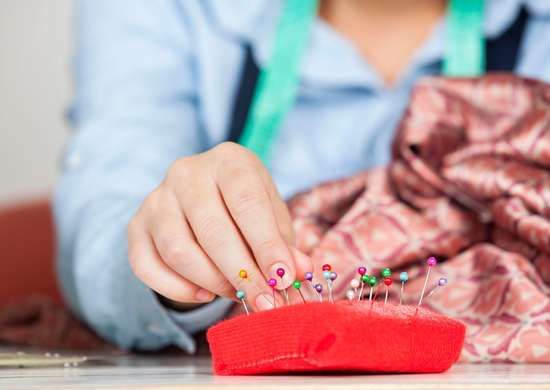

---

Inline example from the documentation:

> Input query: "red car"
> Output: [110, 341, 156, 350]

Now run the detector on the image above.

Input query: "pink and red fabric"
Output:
[288, 75, 550, 363]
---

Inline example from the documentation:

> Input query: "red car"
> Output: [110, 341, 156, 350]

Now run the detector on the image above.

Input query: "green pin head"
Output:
[361, 274, 369, 283]
[292, 280, 302, 289]
[381, 267, 392, 278]
[368, 276, 378, 287]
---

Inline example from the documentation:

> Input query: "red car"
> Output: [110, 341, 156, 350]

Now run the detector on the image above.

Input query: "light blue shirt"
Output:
[55, 0, 550, 353]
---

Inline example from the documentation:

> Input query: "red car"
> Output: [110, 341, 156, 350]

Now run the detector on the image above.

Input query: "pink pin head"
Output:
[276, 268, 285, 278]
[427, 256, 437, 267]
[268, 278, 277, 288]
[358, 266, 367, 276]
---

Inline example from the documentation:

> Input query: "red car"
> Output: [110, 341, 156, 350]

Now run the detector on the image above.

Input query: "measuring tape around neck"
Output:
[239, 0, 485, 165]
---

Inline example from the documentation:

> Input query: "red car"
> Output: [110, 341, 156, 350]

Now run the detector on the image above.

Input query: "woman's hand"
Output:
[128, 142, 311, 311]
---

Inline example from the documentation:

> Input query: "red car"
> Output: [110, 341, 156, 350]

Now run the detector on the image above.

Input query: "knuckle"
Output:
[167, 157, 194, 184]
[158, 236, 193, 269]
[193, 214, 227, 250]
[231, 187, 266, 215]
[141, 188, 162, 216]
[215, 142, 258, 167]
[213, 142, 240, 156]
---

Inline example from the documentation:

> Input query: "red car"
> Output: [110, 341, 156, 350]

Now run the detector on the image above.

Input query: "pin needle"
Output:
[235, 290, 249, 315]
[276, 267, 290, 305]
[399, 271, 408, 305]
[418, 257, 437, 308]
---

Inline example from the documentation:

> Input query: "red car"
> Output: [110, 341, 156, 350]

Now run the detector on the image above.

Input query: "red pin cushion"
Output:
[207, 301, 465, 375]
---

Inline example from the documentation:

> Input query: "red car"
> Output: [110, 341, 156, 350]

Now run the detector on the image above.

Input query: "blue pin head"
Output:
[400, 271, 409, 283]
[235, 290, 246, 300]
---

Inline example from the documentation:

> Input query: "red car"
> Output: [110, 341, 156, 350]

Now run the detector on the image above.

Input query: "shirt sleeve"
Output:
[54, 0, 221, 352]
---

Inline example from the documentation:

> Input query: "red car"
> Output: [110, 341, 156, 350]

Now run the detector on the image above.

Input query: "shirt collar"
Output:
[204, 0, 550, 89]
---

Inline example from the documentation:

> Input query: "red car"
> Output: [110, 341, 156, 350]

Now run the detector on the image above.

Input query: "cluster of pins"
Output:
[234, 257, 447, 315]
[345, 257, 447, 307]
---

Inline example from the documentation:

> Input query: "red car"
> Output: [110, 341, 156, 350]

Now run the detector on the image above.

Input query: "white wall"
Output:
[0, 0, 72, 203]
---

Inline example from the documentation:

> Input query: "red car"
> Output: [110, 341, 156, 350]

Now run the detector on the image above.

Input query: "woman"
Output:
[55, 0, 550, 352]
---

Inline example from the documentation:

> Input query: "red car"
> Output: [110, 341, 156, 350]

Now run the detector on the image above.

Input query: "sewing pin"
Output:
[293, 280, 307, 303]
[358, 275, 368, 301]
[330, 271, 337, 303]
[323, 271, 331, 302]
[346, 289, 356, 302]
[235, 290, 249, 315]
[267, 278, 277, 308]
[357, 266, 367, 301]
[425, 277, 448, 302]
[314, 283, 323, 302]
[399, 271, 408, 305]
[276, 267, 290, 305]
[350, 279, 360, 298]
[381, 268, 392, 305]
[418, 256, 437, 308]
[383, 277, 392, 305]
[305, 271, 315, 295]
[238, 269, 248, 281]
[368, 275, 377, 302]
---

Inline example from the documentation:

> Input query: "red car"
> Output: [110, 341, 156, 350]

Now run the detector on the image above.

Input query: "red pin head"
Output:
[322, 264, 332, 271]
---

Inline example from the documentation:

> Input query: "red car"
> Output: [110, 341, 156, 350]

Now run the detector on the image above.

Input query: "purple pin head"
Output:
[358, 266, 367, 276]
[305, 271, 313, 281]
[314, 283, 323, 293]
[427, 256, 437, 267]
[268, 278, 277, 288]
[438, 277, 448, 286]
[329, 271, 337, 281]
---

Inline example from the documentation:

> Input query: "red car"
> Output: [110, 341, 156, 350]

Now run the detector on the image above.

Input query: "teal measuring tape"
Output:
[238, 0, 319, 165]
[443, 0, 485, 76]
[240, 0, 485, 165]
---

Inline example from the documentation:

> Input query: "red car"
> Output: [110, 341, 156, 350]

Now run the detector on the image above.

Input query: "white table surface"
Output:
[1, 351, 550, 390]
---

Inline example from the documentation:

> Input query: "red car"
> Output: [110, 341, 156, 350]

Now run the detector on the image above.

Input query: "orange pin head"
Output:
[239, 269, 248, 280]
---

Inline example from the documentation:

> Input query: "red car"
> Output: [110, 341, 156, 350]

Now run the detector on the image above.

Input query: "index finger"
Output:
[217, 162, 296, 289]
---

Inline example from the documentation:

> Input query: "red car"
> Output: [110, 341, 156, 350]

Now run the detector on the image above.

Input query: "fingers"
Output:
[146, 191, 235, 299]
[128, 216, 215, 304]
[176, 174, 283, 311]
[257, 164, 295, 245]
[216, 156, 295, 289]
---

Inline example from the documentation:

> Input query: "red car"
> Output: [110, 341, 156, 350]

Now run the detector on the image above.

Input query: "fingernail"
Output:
[255, 294, 274, 311]
[270, 262, 292, 289]
[195, 289, 214, 302]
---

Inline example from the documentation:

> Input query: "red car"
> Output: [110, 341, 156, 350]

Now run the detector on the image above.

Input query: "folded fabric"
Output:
[288, 74, 550, 363]
[208, 302, 465, 375]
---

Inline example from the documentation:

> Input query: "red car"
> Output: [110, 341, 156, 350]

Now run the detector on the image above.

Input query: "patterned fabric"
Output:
[288, 74, 550, 363]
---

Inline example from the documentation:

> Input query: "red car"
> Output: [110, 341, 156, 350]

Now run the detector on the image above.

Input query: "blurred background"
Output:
[0, 0, 71, 203]
[0, 1, 72, 306]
